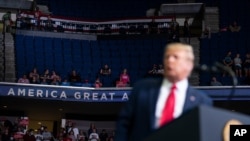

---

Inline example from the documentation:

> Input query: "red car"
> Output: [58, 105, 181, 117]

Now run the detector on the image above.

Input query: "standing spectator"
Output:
[244, 53, 250, 77]
[88, 129, 99, 141]
[99, 129, 108, 141]
[69, 70, 81, 83]
[148, 64, 157, 75]
[170, 17, 180, 42]
[88, 123, 97, 137]
[202, 26, 211, 38]
[33, 7, 42, 30]
[100, 64, 111, 76]
[45, 15, 54, 31]
[119, 69, 130, 86]
[42, 127, 52, 141]
[234, 53, 242, 77]
[148, 19, 158, 34]
[18, 75, 30, 84]
[40, 69, 51, 83]
[67, 123, 79, 140]
[94, 77, 103, 88]
[210, 76, 222, 86]
[183, 17, 190, 44]
[2, 11, 12, 33]
[29, 68, 39, 81]
[223, 51, 233, 76]
[229, 21, 241, 32]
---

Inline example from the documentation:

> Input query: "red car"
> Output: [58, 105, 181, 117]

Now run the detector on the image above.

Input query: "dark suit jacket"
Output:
[115, 78, 213, 141]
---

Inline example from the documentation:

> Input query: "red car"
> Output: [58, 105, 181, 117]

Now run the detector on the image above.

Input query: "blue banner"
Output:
[0, 83, 131, 102]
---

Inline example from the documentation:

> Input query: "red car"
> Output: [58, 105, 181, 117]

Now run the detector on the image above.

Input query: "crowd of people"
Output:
[17, 64, 131, 88]
[0, 120, 115, 141]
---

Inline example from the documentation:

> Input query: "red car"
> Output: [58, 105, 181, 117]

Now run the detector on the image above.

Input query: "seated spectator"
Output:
[100, 64, 111, 76]
[50, 71, 61, 82]
[229, 21, 241, 32]
[51, 78, 59, 85]
[88, 129, 99, 141]
[30, 76, 40, 84]
[148, 64, 157, 75]
[82, 80, 91, 87]
[244, 53, 250, 77]
[223, 51, 233, 76]
[40, 78, 48, 85]
[68, 130, 76, 141]
[118, 69, 130, 87]
[69, 70, 81, 83]
[29, 68, 39, 81]
[94, 78, 102, 88]
[99, 129, 108, 141]
[157, 64, 164, 74]
[210, 77, 222, 86]
[40, 69, 51, 83]
[18, 75, 30, 84]
[78, 130, 87, 141]
[148, 19, 158, 34]
[234, 53, 242, 77]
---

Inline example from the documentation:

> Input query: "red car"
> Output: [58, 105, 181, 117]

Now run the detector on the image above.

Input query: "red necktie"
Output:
[159, 84, 176, 127]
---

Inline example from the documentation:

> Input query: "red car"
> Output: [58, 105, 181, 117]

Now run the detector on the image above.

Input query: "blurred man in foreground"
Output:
[115, 43, 212, 141]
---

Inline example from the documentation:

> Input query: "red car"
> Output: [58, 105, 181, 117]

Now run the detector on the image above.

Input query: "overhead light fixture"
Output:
[3, 105, 7, 108]
[59, 108, 63, 111]
[38, 122, 42, 125]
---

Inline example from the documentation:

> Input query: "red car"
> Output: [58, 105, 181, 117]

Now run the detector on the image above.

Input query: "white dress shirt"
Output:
[155, 78, 188, 128]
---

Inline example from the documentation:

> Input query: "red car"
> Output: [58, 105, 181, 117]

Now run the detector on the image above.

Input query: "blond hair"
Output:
[164, 43, 194, 61]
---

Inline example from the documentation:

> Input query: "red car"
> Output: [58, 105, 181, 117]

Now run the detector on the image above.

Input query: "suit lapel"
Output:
[149, 78, 163, 130]
[183, 86, 198, 113]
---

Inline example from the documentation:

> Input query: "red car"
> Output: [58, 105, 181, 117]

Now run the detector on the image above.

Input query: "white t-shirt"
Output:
[35, 134, 43, 141]
[42, 131, 52, 141]
[89, 133, 99, 141]
[68, 127, 79, 139]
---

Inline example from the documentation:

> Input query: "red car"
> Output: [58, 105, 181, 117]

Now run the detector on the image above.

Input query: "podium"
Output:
[144, 105, 250, 141]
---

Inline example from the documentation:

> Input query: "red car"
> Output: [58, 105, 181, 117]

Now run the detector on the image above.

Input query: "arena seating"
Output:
[15, 35, 168, 86]
[199, 31, 250, 86]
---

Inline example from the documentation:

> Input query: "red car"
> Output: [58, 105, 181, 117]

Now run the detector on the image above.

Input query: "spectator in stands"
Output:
[45, 15, 54, 31]
[68, 123, 79, 140]
[202, 26, 211, 38]
[51, 71, 61, 82]
[88, 129, 99, 141]
[94, 77, 103, 88]
[1, 128, 11, 141]
[148, 64, 157, 75]
[157, 64, 164, 75]
[210, 76, 222, 86]
[78, 130, 87, 141]
[244, 53, 250, 77]
[42, 127, 52, 141]
[2, 11, 12, 33]
[29, 68, 40, 81]
[148, 19, 158, 34]
[119, 69, 130, 86]
[40, 69, 51, 83]
[18, 74, 30, 84]
[69, 70, 81, 83]
[100, 64, 111, 76]
[30, 76, 40, 84]
[41, 78, 48, 85]
[234, 53, 242, 77]
[223, 51, 233, 76]
[108, 131, 115, 141]
[170, 17, 180, 42]
[68, 131, 76, 141]
[35, 129, 43, 141]
[99, 129, 108, 141]
[183, 17, 190, 44]
[88, 123, 97, 136]
[229, 21, 241, 32]
[51, 78, 59, 85]
[33, 6, 42, 30]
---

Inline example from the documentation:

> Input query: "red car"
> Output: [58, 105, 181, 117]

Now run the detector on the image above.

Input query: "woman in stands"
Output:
[40, 69, 51, 83]
[29, 68, 40, 81]
[244, 53, 250, 77]
[94, 78, 103, 88]
[51, 71, 61, 82]
[88, 123, 97, 137]
[234, 53, 242, 77]
[119, 69, 130, 87]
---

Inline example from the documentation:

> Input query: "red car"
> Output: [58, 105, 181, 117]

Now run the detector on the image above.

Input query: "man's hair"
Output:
[164, 43, 195, 62]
